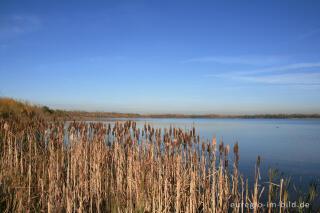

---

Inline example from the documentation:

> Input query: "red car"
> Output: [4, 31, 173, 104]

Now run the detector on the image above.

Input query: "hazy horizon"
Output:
[1, 0, 320, 114]
[2, 97, 319, 115]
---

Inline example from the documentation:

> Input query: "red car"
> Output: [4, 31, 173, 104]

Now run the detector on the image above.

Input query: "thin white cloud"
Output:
[205, 62, 320, 87]
[0, 14, 41, 38]
[235, 73, 320, 85]
[294, 84, 320, 90]
[296, 28, 320, 41]
[207, 62, 320, 78]
[184, 56, 283, 65]
[238, 62, 320, 75]
[86, 56, 125, 62]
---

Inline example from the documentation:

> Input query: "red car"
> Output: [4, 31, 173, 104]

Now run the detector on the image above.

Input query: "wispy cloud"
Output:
[236, 62, 320, 75]
[283, 27, 320, 44]
[206, 62, 320, 78]
[235, 73, 320, 84]
[86, 56, 125, 62]
[183, 56, 284, 65]
[295, 28, 320, 41]
[0, 14, 41, 38]
[206, 62, 320, 88]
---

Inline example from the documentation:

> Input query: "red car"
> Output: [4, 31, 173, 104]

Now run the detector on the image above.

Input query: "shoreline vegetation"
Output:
[1, 97, 320, 120]
[1, 115, 319, 212]
[68, 111, 320, 120]
[0, 97, 319, 212]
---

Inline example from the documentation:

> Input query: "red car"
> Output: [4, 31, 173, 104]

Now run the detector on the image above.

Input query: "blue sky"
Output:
[1, 0, 320, 114]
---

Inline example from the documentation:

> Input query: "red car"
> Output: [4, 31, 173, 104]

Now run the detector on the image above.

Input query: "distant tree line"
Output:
[1, 97, 319, 120]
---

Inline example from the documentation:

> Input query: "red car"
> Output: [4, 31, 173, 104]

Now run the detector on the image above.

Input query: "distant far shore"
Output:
[1, 97, 320, 120]
[67, 111, 320, 120]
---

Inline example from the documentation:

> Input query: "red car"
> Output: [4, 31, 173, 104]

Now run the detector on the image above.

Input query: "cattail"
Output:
[234, 141, 239, 166]
[219, 142, 224, 155]
[202, 138, 206, 152]
[192, 150, 197, 164]
[207, 141, 212, 156]
[224, 145, 230, 157]
[233, 141, 238, 154]
[224, 145, 230, 168]
[257, 155, 261, 167]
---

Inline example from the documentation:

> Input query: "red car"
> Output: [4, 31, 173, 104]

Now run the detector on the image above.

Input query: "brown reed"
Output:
[0, 117, 304, 212]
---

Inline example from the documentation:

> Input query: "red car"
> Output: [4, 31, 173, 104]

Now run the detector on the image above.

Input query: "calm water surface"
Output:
[108, 118, 320, 179]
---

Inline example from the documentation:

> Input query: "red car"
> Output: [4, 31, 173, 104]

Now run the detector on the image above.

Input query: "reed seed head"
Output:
[4, 121, 8, 130]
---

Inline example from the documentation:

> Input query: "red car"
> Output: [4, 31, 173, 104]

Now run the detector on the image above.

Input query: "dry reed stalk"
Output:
[211, 137, 217, 213]
[218, 141, 224, 212]
[241, 177, 244, 213]
[268, 168, 272, 213]
[176, 155, 181, 213]
[246, 179, 249, 213]
[190, 151, 197, 213]
[279, 178, 284, 213]
[127, 148, 133, 211]
[252, 155, 261, 213]
[164, 163, 169, 212]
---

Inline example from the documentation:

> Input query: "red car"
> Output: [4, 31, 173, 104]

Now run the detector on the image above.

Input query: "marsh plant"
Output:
[0, 116, 318, 212]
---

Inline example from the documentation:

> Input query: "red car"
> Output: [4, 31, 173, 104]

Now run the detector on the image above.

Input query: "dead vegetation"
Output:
[0, 116, 318, 212]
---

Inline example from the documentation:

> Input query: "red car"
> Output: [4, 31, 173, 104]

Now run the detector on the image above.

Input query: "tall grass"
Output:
[0, 98, 66, 120]
[0, 116, 318, 212]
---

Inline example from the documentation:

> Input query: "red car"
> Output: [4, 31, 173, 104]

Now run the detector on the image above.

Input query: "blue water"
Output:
[111, 118, 320, 179]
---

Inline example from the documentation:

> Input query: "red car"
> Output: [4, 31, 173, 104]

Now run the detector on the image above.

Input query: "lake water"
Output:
[107, 118, 320, 181]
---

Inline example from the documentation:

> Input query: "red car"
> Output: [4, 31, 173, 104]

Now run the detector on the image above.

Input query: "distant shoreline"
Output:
[1, 97, 320, 120]
[67, 111, 320, 120]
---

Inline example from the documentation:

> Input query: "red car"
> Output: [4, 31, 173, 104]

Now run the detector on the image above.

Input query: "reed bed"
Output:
[0, 116, 317, 212]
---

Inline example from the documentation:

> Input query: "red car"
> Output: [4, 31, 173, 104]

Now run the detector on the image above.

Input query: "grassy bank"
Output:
[0, 98, 67, 120]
